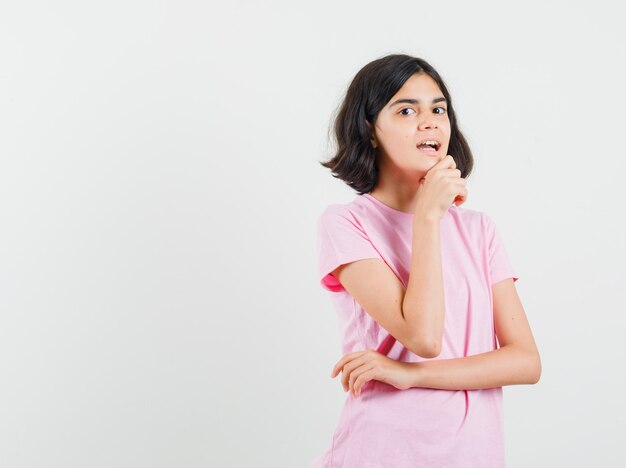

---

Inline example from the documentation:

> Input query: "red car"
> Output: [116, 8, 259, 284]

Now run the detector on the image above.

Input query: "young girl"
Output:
[313, 54, 541, 467]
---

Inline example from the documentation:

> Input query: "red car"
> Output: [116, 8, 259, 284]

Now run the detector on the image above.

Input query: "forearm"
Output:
[408, 345, 541, 390]
[402, 214, 445, 357]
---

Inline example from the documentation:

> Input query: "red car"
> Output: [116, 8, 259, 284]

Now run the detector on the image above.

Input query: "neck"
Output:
[368, 177, 422, 214]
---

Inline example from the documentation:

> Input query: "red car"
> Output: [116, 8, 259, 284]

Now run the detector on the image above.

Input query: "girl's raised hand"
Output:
[330, 350, 415, 398]
[414, 154, 468, 220]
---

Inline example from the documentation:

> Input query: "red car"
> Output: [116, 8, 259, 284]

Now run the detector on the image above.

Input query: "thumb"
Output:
[416, 177, 426, 193]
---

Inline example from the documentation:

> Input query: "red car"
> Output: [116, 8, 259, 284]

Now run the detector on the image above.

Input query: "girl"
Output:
[313, 54, 541, 467]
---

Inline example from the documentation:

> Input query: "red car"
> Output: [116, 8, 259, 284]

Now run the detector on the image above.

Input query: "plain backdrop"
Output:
[1, 1, 625, 467]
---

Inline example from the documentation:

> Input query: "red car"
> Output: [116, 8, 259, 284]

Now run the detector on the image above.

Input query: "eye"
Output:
[399, 106, 447, 116]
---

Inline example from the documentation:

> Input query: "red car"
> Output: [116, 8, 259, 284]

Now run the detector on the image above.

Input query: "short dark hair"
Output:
[320, 54, 474, 194]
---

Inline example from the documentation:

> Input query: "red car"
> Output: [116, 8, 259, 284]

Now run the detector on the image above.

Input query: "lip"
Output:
[417, 146, 440, 157]
[416, 138, 441, 149]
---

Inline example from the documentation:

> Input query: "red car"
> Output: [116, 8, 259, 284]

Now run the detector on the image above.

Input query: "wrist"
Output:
[413, 208, 440, 225]
[408, 362, 425, 388]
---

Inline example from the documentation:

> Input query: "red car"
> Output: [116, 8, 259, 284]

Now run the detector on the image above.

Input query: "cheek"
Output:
[383, 131, 411, 148]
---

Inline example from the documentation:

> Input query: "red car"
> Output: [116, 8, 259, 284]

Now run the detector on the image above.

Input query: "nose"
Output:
[418, 114, 438, 131]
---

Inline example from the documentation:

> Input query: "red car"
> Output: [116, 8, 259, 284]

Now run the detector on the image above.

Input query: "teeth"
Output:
[419, 140, 439, 149]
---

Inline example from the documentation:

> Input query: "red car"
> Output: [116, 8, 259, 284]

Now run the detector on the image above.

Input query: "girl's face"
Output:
[368, 72, 451, 181]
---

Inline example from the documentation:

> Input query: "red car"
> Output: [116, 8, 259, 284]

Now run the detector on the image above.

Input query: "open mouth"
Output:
[416, 140, 441, 153]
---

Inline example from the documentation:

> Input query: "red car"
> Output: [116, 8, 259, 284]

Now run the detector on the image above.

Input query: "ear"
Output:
[366, 120, 378, 148]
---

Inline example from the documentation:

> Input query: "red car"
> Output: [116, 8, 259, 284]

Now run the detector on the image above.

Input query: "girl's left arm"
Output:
[407, 278, 542, 390]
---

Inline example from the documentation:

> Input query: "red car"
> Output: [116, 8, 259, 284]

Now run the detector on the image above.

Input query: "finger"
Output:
[350, 364, 375, 396]
[427, 166, 459, 184]
[354, 368, 377, 397]
[342, 360, 358, 391]
[454, 186, 468, 206]
[440, 168, 462, 178]
[331, 358, 347, 378]
[447, 154, 457, 169]
[435, 154, 456, 169]
[331, 351, 365, 377]
[341, 355, 370, 391]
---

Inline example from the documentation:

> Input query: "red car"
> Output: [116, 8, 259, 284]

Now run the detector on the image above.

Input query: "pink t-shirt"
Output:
[312, 193, 519, 468]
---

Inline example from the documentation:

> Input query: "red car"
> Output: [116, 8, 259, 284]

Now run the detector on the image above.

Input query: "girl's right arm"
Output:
[401, 213, 445, 358]
[402, 154, 467, 358]
[331, 155, 466, 358]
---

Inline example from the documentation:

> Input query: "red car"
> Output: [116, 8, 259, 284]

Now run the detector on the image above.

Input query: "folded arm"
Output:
[407, 278, 542, 390]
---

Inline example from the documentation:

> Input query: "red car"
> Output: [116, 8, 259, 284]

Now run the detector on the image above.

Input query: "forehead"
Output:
[388, 73, 444, 103]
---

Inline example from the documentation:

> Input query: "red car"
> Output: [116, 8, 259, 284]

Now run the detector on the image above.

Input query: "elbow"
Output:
[402, 306, 443, 359]
[528, 352, 542, 384]
[410, 337, 442, 359]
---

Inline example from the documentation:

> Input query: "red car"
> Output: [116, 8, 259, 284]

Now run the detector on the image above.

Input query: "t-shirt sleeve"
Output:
[316, 206, 384, 292]
[484, 213, 519, 286]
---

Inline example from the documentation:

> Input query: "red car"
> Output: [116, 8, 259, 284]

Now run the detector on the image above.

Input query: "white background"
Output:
[1, 1, 625, 467]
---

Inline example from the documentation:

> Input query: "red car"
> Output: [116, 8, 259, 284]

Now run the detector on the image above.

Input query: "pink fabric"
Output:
[312, 193, 519, 468]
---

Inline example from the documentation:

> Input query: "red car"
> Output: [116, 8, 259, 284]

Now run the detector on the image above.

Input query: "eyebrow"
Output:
[388, 97, 447, 108]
